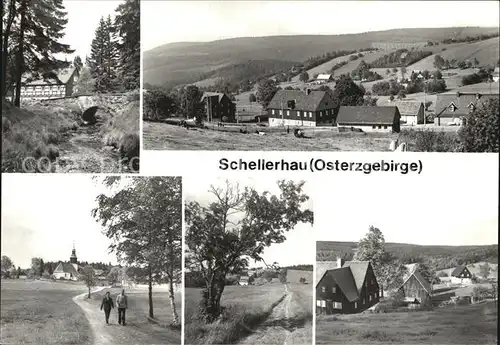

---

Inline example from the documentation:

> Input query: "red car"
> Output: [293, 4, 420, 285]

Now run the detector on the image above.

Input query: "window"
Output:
[369, 295, 372, 301]
[279, 110, 283, 115]
[272, 110, 275, 115]
[372, 125, 376, 129]
[333, 302, 342, 309]
[321, 286, 326, 292]
[383, 125, 388, 129]
[321, 300, 326, 307]
[309, 112, 312, 118]
[354, 302, 357, 309]
[332, 286, 336, 293]
[286, 110, 290, 116]
[316, 300, 322, 307]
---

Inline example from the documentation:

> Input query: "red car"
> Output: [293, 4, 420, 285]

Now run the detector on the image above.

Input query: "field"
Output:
[316, 301, 497, 344]
[79, 286, 181, 345]
[185, 283, 313, 345]
[143, 121, 396, 151]
[0, 279, 92, 345]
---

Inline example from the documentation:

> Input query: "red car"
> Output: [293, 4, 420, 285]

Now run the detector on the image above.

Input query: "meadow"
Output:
[316, 301, 497, 344]
[185, 284, 288, 344]
[0, 279, 92, 345]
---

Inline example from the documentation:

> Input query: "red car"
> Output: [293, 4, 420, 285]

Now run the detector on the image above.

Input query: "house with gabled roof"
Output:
[398, 264, 432, 305]
[200, 92, 236, 122]
[267, 89, 336, 127]
[337, 106, 401, 133]
[316, 257, 380, 314]
[434, 91, 498, 126]
[315, 74, 334, 84]
[390, 101, 424, 125]
[450, 265, 473, 285]
[20, 67, 79, 100]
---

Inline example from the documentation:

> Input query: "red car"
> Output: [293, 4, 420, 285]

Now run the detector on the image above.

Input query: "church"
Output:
[52, 245, 81, 281]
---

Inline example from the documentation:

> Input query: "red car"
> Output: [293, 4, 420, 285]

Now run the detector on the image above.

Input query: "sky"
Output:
[314, 159, 498, 246]
[58, 0, 122, 61]
[142, 1, 500, 50]
[1, 175, 119, 268]
[184, 176, 315, 268]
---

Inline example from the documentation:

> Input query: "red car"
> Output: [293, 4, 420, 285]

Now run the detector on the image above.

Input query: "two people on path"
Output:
[100, 289, 128, 326]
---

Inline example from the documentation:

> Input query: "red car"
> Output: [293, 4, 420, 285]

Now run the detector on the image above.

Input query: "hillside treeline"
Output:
[369, 49, 433, 68]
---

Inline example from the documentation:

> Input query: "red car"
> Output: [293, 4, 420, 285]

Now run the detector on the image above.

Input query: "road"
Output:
[239, 285, 313, 345]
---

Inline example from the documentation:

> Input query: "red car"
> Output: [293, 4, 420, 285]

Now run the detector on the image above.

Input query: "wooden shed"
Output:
[399, 267, 432, 305]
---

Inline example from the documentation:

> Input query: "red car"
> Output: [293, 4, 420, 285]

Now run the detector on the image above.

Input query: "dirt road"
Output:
[73, 288, 176, 345]
[239, 285, 313, 345]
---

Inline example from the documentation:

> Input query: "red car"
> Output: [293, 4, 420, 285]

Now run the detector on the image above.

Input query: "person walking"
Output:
[116, 289, 128, 326]
[100, 291, 114, 325]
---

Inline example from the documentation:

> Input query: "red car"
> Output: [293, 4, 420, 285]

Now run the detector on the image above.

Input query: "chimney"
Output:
[336, 256, 344, 268]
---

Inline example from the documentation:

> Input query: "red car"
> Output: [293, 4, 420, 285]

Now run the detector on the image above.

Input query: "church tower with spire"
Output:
[70, 242, 78, 271]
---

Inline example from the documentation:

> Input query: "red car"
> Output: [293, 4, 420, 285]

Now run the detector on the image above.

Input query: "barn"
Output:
[20, 67, 79, 100]
[390, 101, 424, 125]
[316, 257, 380, 314]
[434, 92, 498, 126]
[315, 74, 334, 84]
[450, 265, 473, 285]
[336, 106, 401, 133]
[286, 269, 313, 284]
[200, 92, 236, 122]
[398, 264, 432, 306]
[267, 89, 336, 127]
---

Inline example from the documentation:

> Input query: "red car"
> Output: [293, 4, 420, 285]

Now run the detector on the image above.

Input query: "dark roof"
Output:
[401, 264, 431, 293]
[451, 265, 468, 277]
[337, 106, 400, 125]
[200, 92, 229, 103]
[316, 261, 340, 285]
[327, 267, 359, 302]
[343, 261, 370, 294]
[286, 269, 313, 284]
[435, 93, 498, 118]
[267, 89, 332, 112]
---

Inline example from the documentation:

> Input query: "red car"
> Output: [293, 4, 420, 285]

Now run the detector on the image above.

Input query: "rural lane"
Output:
[239, 285, 312, 345]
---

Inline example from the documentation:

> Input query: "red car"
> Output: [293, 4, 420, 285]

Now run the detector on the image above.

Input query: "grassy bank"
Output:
[1, 102, 80, 172]
[316, 301, 497, 344]
[0, 279, 92, 345]
[185, 285, 286, 345]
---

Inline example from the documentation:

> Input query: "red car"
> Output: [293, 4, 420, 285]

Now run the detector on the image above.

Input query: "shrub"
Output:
[437, 271, 448, 277]
[119, 133, 139, 170]
[459, 98, 499, 152]
[2, 117, 11, 133]
[47, 145, 60, 161]
[415, 130, 460, 152]
[46, 131, 60, 145]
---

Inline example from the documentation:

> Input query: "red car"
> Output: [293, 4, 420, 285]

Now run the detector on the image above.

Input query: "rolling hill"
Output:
[143, 27, 499, 89]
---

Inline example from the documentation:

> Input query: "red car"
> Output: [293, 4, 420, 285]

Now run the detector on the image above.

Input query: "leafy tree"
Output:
[144, 90, 178, 120]
[433, 55, 445, 70]
[87, 16, 119, 92]
[392, 67, 398, 73]
[73, 55, 83, 72]
[389, 95, 395, 102]
[30, 257, 43, 278]
[107, 266, 121, 286]
[425, 101, 433, 111]
[82, 266, 96, 299]
[1, 256, 14, 273]
[332, 76, 365, 114]
[459, 98, 499, 152]
[114, 0, 140, 90]
[397, 90, 406, 99]
[473, 58, 480, 69]
[353, 226, 407, 297]
[256, 79, 278, 109]
[480, 263, 491, 280]
[185, 180, 313, 322]
[432, 70, 443, 80]
[6, 0, 74, 106]
[299, 71, 309, 82]
[92, 177, 182, 325]
[181, 85, 204, 120]
[39, 258, 44, 277]
[249, 93, 257, 103]
[299, 277, 306, 284]
[17, 266, 22, 278]
[417, 262, 435, 284]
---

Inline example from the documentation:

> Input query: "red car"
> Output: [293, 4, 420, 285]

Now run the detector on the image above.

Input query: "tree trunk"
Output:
[1, 0, 16, 99]
[88, 285, 91, 299]
[200, 271, 226, 323]
[168, 278, 179, 326]
[148, 264, 154, 318]
[14, 0, 28, 107]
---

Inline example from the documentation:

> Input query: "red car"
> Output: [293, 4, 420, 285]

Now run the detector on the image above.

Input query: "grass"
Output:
[143, 121, 396, 151]
[316, 301, 498, 344]
[0, 279, 92, 345]
[1, 101, 80, 172]
[85, 286, 181, 344]
[185, 285, 286, 345]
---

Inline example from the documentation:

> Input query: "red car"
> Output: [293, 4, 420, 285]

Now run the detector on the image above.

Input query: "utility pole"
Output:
[281, 100, 284, 127]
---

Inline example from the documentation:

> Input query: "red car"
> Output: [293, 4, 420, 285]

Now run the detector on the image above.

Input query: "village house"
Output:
[450, 265, 473, 285]
[390, 101, 424, 125]
[398, 264, 432, 307]
[286, 269, 313, 284]
[315, 74, 334, 84]
[434, 91, 498, 126]
[316, 257, 380, 314]
[20, 67, 79, 100]
[267, 89, 336, 127]
[52, 245, 80, 281]
[336, 106, 401, 133]
[200, 92, 236, 122]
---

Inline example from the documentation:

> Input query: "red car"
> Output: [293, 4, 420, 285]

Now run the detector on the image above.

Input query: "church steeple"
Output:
[70, 242, 78, 264]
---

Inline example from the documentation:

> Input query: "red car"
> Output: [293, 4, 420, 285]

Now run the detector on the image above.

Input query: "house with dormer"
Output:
[434, 91, 498, 126]
[316, 257, 380, 314]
